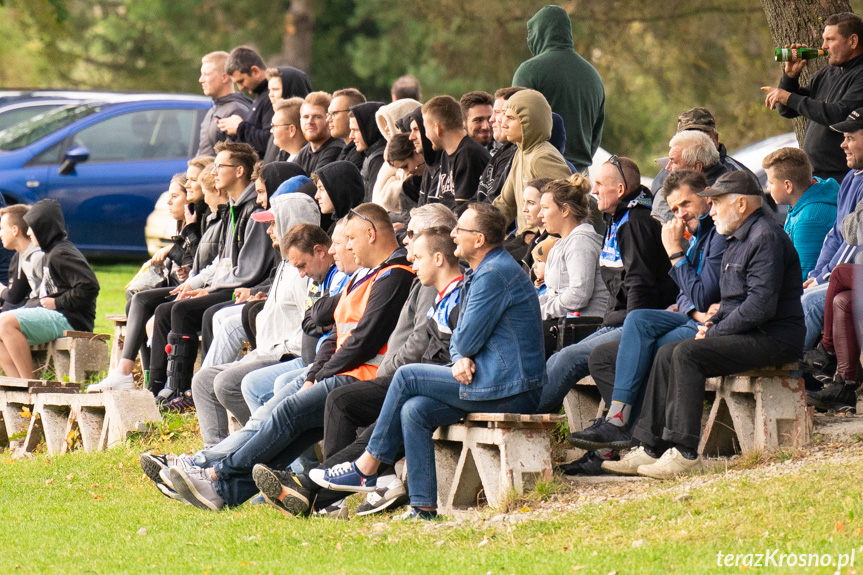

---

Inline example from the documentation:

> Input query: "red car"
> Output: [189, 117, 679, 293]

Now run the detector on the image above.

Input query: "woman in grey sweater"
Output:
[537, 174, 609, 320]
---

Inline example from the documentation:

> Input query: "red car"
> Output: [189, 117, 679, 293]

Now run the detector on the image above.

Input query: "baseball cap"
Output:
[696, 171, 762, 197]
[676, 107, 716, 133]
[830, 108, 863, 133]
[251, 210, 275, 223]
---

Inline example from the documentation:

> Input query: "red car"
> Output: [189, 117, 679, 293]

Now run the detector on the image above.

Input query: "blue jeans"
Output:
[240, 358, 305, 412]
[539, 325, 622, 413]
[611, 310, 698, 405]
[214, 374, 359, 506]
[366, 363, 541, 508]
[802, 283, 829, 351]
[201, 305, 246, 368]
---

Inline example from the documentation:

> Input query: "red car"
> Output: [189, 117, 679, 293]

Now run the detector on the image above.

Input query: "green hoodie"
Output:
[512, 5, 605, 171]
[493, 89, 572, 232]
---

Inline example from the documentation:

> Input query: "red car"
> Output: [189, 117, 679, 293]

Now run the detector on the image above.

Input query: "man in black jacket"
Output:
[348, 101, 386, 202]
[216, 47, 273, 158]
[330, 88, 367, 171]
[0, 200, 99, 379]
[295, 92, 345, 176]
[631, 171, 805, 479]
[763, 12, 863, 183]
[539, 156, 678, 415]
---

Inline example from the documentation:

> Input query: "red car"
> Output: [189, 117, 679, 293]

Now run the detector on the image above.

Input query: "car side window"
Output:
[72, 108, 197, 162]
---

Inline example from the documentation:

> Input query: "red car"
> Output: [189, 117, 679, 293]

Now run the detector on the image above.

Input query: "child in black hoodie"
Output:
[0, 199, 99, 379]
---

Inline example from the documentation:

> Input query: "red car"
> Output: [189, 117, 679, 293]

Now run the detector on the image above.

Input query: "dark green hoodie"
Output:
[512, 5, 605, 172]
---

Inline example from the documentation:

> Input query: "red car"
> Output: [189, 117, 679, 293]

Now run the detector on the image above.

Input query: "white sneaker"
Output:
[636, 447, 703, 479]
[601, 446, 658, 476]
[87, 371, 135, 393]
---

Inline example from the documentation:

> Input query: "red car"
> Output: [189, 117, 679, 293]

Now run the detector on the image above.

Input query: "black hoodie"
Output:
[235, 79, 275, 158]
[406, 107, 442, 207]
[23, 200, 99, 332]
[350, 101, 386, 202]
[261, 162, 308, 200]
[316, 161, 365, 231]
[261, 67, 313, 163]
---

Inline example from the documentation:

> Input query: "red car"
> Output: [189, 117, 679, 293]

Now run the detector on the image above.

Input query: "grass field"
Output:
[2, 265, 862, 573]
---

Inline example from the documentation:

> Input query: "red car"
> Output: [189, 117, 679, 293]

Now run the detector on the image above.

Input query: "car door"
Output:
[45, 106, 199, 255]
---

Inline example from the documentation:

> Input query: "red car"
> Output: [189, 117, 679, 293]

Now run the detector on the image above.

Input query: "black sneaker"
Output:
[807, 381, 857, 412]
[252, 464, 312, 517]
[557, 450, 618, 476]
[802, 344, 837, 382]
[567, 418, 633, 450]
[140, 453, 171, 485]
[163, 390, 196, 414]
[355, 474, 410, 516]
[312, 499, 350, 520]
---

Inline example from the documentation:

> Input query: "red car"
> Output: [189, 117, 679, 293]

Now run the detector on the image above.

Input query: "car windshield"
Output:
[0, 103, 101, 151]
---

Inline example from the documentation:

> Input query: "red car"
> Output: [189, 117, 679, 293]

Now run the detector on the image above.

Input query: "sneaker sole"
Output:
[356, 492, 409, 516]
[140, 454, 167, 485]
[168, 468, 221, 511]
[252, 465, 310, 517]
[566, 435, 632, 451]
[601, 459, 656, 476]
[155, 482, 189, 504]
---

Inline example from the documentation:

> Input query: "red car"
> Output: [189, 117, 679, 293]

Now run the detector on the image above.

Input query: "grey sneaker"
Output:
[601, 446, 658, 476]
[312, 498, 349, 519]
[356, 474, 409, 516]
[636, 448, 703, 480]
[169, 467, 224, 511]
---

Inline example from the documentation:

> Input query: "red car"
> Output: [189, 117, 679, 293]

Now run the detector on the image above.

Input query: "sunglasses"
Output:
[607, 154, 629, 190]
[348, 209, 377, 233]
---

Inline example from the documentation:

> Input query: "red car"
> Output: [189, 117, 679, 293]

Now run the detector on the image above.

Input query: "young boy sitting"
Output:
[0, 199, 99, 379]
[0, 204, 43, 311]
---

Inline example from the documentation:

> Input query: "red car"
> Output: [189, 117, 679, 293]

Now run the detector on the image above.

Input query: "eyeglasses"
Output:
[326, 110, 349, 119]
[607, 155, 629, 190]
[348, 209, 377, 233]
[405, 229, 420, 239]
[212, 163, 239, 171]
[271, 123, 293, 129]
[453, 225, 482, 235]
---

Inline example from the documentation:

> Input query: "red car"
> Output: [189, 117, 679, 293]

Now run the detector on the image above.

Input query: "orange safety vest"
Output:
[333, 263, 414, 380]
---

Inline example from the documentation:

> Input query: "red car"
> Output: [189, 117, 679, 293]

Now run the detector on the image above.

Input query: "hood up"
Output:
[316, 160, 365, 218]
[262, 162, 308, 198]
[526, 5, 574, 56]
[270, 192, 321, 245]
[24, 199, 67, 252]
[506, 89, 553, 151]
[408, 107, 442, 167]
[350, 101, 386, 151]
[274, 66, 312, 99]
[376, 99, 421, 141]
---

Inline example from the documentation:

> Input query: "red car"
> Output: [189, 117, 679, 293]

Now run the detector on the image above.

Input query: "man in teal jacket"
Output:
[512, 5, 605, 172]
[763, 147, 839, 280]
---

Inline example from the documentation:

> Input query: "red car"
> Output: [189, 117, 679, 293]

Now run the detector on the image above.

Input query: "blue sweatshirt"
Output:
[785, 176, 838, 281]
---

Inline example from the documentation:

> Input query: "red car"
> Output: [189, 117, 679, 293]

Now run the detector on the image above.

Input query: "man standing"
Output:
[196, 51, 252, 156]
[763, 12, 863, 184]
[295, 92, 345, 176]
[512, 5, 604, 172]
[459, 91, 495, 151]
[631, 172, 804, 479]
[216, 47, 273, 158]
[329, 88, 367, 171]
[421, 96, 490, 212]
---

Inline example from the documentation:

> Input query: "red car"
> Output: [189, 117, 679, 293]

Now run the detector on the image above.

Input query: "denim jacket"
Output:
[449, 247, 546, 400]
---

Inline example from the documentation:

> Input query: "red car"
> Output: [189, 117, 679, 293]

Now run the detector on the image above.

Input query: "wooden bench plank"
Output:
[105, 314, 127, 322]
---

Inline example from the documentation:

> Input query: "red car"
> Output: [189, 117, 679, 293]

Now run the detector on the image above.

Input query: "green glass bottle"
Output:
[774, 47, 828, 62]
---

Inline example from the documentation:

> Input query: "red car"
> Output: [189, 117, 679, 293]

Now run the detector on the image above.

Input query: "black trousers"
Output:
[122, 287, 176, 364]
[631, 334, 799, 451]
[242, 300, 267, 349]
[586, 340, 620, 408]
[148, 289, 233, 388]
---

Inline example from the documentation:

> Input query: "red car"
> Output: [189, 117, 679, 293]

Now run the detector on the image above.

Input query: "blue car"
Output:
[0, 94, 212, 256]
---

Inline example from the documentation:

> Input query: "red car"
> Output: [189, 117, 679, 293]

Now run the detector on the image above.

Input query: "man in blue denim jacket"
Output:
[309, 202, 545, 519]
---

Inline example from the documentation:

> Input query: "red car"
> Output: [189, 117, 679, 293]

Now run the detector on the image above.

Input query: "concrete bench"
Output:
[433, 413, 565, 512]
[31, 331, 110, 383]
[0, 376, 160, 457]
[700, 363, 810, 456]
[106, 314, 127, 371]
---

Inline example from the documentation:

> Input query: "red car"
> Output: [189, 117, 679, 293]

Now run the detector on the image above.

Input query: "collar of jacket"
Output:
[607, 185, 653, 224]
[728, 208, 765, 242]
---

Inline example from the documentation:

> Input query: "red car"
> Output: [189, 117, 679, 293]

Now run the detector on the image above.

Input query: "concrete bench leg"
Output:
[755, 376, 810, 450]
[101, 390, 161, 448]
[77, 406, 107, 452]
[109, 322, 127, 371]
[52, 338, 110, 383]
[3, 400, 33, 451]
[38, 403, 72, 456]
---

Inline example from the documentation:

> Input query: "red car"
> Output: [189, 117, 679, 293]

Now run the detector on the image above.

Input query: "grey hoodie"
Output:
[197, 92, 252, 156]
[247, 193, 321, 362]
[539, 222, 609, 319]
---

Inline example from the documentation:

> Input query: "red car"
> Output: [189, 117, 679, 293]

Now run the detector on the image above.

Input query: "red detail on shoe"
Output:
[165, 344, 172, 354]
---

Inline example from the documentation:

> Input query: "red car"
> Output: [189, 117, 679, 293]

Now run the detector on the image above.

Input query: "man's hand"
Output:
[187, 288, 210, 299]
[452, 358, 476, 385]
[761, 86, 792, 110]
[151, 246, 171, 264]
[40, 297, 56, 310]
[803, 278, 815, 289]
[215, 115, 243, 136]
[300, 380, 314, 391]
[695, 321, 713, 340]
[248, 291, 267, 302]
[782, 43, 809, 79]
[691, 302, 720, 324]
[233, 287, 252, 303]
[661, 218, 687, 256]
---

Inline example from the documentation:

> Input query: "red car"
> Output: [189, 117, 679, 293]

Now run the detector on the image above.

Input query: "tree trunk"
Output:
[760, 0, 853, 144]
[278, 0, 315, 73]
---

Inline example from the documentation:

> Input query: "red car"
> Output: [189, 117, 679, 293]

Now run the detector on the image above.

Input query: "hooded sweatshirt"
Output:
[22, 200, 99, 332]
[784, 176, 839, 280]
[261, 162, 308, 200]
[372, 99, 422, 212]
[235, 78, 275, 158]
[406, 107, 443, 207]
[434, 135, 490, 213]
[493, 89, 572, 232]
[350, 101, 387, 202]
[539, 222, 609, 319]
[197, 92, 252, 156]
[261, 67, 313, 163]
[316, 161, 365, 231]
[512, 5, 605, 172]
[247, 193, 321, 362]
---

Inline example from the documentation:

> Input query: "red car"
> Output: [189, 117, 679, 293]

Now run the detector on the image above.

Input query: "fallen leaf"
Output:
[631, 539, 644, 548]
[45, 478, 54, 485]
[837, 521, 846, 532]
[572, 567, 585, 572]
[520, 505, 532, 512]
[478, 538, 489, 547]
[66, 473, 74, 480]
[301, 542, 310, 547]
[855, 527, 863, 536]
